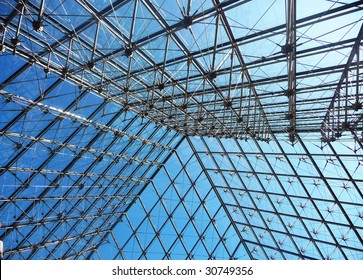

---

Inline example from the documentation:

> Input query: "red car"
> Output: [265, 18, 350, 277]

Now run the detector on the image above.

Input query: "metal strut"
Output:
[284, 0, 297, 142]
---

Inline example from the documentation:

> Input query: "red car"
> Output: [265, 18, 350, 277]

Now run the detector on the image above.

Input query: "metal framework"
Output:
[0, 0, 362, 260]
[322, 24, 363, 141]
[109, 134, 363, 260]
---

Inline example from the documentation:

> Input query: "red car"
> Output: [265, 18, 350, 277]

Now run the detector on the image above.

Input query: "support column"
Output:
[284, 0, 297, 142]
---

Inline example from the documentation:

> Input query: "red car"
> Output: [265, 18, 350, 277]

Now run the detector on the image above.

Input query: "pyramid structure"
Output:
[0, 0, 362, 260]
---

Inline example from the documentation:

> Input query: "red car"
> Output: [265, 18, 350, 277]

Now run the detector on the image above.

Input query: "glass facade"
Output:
[0, 0, 362, 260]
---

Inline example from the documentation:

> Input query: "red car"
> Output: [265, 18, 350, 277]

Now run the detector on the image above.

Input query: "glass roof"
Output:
[107, 134, 363, 260]
[0, 0, 362, 260]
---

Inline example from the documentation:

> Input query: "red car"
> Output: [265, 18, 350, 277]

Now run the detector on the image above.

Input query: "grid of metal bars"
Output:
[0, 0, 362, 260]
[108, 134, 363, 260]
[0, 0, 272, 140]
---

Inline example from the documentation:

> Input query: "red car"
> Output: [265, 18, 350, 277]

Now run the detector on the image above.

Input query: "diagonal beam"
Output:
[322, 23, 363, 141]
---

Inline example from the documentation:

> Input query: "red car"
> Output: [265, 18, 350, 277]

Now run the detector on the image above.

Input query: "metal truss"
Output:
[321, 23, 363, 142]
[1, 1, 362, 138]
[1, 0, 363, 260]
[0, 0, 271, 140]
